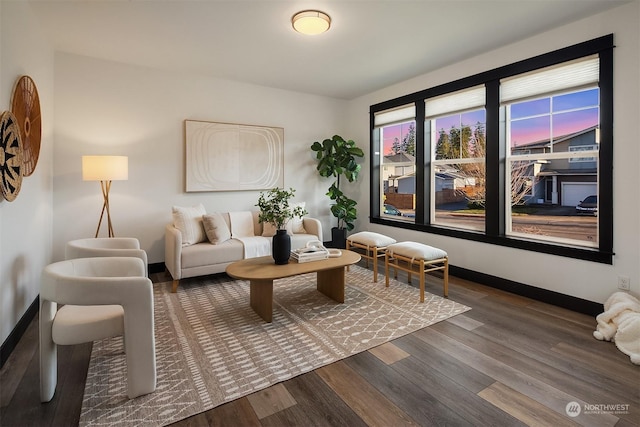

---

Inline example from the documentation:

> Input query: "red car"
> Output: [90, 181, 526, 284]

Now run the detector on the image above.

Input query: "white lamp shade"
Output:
[292, 10, 331, 35]
[82, 156, 128, 181]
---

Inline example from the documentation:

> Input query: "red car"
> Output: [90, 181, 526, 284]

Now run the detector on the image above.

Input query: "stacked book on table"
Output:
[290, 246, 330, 263]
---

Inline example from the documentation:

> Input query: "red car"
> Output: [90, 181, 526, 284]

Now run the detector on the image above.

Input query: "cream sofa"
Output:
[165, 211, 322, 292]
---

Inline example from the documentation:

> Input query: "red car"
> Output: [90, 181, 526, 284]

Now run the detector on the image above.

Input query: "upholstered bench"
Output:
[346, 232, 397, 282]
[384, 242, 449, 301]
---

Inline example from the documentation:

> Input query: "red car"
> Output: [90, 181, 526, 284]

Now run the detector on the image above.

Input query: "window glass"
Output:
[380, 121, 416, 222]
[553, 89, 599, 112]
[432, 109, 486, 230]
[433, 161, 486, 231]
[511, 98, 549, 119]
[552, 108, 599, 143]
[510, 115, 551, 154]
[505, 87, 599, 247]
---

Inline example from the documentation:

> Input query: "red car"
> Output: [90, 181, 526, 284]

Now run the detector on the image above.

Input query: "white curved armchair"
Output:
[40, 257, 156, 402]
[66, 237, 148, 275]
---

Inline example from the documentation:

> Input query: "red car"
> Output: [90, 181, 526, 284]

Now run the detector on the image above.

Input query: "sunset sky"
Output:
[382, 88, 599, 155]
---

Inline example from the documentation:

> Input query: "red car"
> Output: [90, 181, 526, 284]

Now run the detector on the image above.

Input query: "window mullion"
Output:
[415, 100, 427, 224]
[485, 80, 503, 237]
[370, 113, 381, 218]
[598, 46, 613, 254]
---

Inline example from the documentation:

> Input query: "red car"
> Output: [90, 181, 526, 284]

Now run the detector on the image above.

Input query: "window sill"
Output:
[370, 216, 612, 264]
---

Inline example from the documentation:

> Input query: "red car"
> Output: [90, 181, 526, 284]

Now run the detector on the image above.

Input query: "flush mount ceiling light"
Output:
[291, 10, 331, 35]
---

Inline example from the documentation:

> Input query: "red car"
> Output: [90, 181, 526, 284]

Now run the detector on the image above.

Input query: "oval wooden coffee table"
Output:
[226, 250, 361, 322]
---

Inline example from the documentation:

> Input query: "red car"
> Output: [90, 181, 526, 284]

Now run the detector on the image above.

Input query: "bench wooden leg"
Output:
[385, 253, 390, 287]
[443, 257, 449, 297]
[419, 259, 425, 303]
[372, 246, 378, 282]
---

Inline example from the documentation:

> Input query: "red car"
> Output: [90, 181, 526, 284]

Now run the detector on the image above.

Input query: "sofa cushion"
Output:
[172, 204, 206, 246]
[348, 231, 396, 248]
[229, 211, 255, 237]
[181, 240, 244, 269]
[261, 222, 276, 237]
[386, 242, 447, 261]
[202, 213, 231, 245]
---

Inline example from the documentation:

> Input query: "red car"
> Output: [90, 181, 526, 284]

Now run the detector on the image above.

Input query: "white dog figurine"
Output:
[593, 291, 640, 365]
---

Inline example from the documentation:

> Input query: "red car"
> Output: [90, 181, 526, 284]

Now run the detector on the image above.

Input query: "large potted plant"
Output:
[311, 135, 364, 248]
[256, 187, 307, 264]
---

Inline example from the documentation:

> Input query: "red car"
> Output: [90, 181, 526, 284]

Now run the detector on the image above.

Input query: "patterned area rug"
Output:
[79, 265, 470, 427]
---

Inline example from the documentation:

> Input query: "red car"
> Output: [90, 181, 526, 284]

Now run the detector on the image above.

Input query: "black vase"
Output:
[272, 229, 291, 265]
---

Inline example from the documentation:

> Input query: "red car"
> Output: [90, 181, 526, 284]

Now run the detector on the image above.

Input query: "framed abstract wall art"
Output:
[184, 120, 284, 192]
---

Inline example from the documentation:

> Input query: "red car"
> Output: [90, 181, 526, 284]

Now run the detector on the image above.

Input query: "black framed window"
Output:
[370, 35, 614, 264]
[427, 85, 486, 231]
[373, 104, 417, 224]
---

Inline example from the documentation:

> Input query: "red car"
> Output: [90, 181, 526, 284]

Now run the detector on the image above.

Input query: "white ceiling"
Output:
[28, 0, 628, 100]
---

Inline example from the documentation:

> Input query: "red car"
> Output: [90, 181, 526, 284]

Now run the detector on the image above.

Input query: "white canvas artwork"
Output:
[185, 120, 284, 192]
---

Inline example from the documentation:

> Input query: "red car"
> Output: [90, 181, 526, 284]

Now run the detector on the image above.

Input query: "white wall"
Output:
[346, 2, 640, 304]
[53, 53, 348, 264]
[0, 2, 54, 344]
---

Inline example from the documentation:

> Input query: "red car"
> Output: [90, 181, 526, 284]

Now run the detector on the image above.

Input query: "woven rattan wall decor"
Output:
[11, 75, 42, 176]
[0, 110, 24, 202]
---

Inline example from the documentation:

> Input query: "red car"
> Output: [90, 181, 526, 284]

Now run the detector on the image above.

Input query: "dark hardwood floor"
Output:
[1, 264, 638, 426]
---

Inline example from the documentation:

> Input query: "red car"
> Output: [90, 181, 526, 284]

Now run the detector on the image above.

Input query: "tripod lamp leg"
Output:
[95, 180, 114, 238]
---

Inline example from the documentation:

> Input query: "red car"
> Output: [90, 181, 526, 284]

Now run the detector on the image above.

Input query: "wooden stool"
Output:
[346, 232, 397, 282]
[384, 242, 448, 301]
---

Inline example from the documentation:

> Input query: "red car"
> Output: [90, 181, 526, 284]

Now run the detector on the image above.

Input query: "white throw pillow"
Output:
[288, 202, 306, 234]
[229, 211, 255, 237]
[202, 213, 231, 245]
[172, 204, 207, 246]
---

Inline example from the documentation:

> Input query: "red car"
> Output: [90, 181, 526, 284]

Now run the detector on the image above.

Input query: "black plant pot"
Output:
[331, 227, 347, 249]
[272, 229, 291, 265]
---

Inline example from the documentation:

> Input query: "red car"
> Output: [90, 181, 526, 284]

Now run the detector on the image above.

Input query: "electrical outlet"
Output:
[618, 275, 630, 291]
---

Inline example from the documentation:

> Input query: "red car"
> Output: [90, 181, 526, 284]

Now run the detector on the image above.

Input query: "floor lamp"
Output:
[82, 155, 128, 238]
